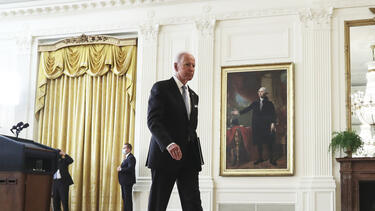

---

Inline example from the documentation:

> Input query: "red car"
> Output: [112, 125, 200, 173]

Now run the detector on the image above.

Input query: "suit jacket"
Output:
[240, 97, 276, 144]
[146, 77, 202, 172]
[118, 153, 136, 186]
[56, 154, 74, 186]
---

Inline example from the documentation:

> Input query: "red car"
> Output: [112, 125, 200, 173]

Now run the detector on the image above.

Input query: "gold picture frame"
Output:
[220, 63, 294, 176]
[344, 18, 375, 129]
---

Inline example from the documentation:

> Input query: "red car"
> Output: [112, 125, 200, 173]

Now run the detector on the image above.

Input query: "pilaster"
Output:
[297, 7, 335, 211]
[134, 19, 159, 179]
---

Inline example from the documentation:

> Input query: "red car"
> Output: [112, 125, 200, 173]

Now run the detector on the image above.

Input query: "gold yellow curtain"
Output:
[35, 44, 137, 211]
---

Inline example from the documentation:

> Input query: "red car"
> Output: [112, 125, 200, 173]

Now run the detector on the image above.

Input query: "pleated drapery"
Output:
[35, 43, 137, 211]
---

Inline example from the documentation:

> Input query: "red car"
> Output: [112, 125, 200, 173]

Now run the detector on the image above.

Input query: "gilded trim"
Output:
[345, 19, 375, 129]
[38, 34, 137, 52]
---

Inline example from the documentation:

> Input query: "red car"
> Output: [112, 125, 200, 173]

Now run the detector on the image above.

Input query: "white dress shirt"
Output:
[53, 169, 61, 180]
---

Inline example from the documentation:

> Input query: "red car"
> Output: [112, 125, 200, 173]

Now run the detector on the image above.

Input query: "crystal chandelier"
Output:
[351, 44, 375, 157]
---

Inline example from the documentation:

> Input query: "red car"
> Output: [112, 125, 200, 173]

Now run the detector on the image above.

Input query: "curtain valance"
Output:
[36, 44, 137, 115]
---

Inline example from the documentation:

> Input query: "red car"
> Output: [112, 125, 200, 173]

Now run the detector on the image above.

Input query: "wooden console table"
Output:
[336, 157, 375, 211]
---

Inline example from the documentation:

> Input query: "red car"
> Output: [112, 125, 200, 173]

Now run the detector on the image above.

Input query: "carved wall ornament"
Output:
[193, 5, 216, 37]
[38, 34, 136, 52]
[15, 30, 33, 53]
[138, 23, 159, 41]
[298, 7, 333, 28]
[63, 34, 108, 44]
[195, 18, 216, 37]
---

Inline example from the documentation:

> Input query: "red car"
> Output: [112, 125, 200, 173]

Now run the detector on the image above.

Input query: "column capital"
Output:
[195, 18, 216, 38]
[299, 7, 333, 30]
[138, 23, 159, 41]
[15, 30, 33, 54]
[16, 36, 33, 54]
[194, 5, 216, 38]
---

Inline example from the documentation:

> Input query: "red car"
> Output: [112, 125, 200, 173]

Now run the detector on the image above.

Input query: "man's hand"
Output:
[167, 143, 182, 160]
[59, 150, 66, 158]
[117, 166, 121, 172]
[231, 109, 239, 115]
[271, 123, 276, 133]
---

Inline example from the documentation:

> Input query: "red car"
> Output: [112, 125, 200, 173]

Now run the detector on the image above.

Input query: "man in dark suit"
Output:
[52, 150, 74, 211]
[232, 87, 277, 166]
[117, 143, 136, 211]
[146, 52, 203, 211]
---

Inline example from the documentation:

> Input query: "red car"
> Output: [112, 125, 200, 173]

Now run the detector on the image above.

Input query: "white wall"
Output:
[1, 0, 374, 210]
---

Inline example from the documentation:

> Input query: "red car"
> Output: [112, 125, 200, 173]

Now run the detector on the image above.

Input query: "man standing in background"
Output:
[118, 143, 136, 211]
[53, 150, 74, 211]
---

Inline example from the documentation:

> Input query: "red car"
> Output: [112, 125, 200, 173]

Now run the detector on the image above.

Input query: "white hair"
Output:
[258, 87, 267, 93]
[174, 51, 193, 63]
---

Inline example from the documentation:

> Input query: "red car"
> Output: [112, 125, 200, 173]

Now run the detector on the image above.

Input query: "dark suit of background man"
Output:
[117, 143, 136, 211]
[53, 150, 74, 211]
[232, 87, 277, 166]
[146, 52, 203, 211]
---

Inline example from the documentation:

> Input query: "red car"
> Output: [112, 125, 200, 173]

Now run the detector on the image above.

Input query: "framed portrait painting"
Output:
[220, 63, 294, 176]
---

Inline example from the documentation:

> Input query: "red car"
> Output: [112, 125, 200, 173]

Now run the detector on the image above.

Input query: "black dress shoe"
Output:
[254, 159, 264, 165]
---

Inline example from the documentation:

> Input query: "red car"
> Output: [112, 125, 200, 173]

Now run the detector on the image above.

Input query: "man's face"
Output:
[123, 145, 130, 154]
[258, 90, 266, 98]
[174, 54, 195, 83]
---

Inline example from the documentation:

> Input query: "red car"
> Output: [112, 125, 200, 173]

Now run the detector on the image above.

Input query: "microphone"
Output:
[21, 123, 29, 129]
[10, 121, 29, 137]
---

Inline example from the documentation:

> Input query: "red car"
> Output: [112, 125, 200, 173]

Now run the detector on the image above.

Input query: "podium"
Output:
[0, 135, 58, 211]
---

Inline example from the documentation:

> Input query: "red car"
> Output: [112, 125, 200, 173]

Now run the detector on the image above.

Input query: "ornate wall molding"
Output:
[16, 33, 33, 54]
[195, 19, 215, 37]
[138, 23, 159, 41]
[1, 0, 374, 20]
[194, 6, 216, 38]
[216, 8, 298, 21]
[37, 34, 136, 51]
[299, 7, 333, 29]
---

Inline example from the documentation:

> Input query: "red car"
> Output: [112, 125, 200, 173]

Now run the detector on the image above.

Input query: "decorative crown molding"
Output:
[0, 0, 182, 18]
